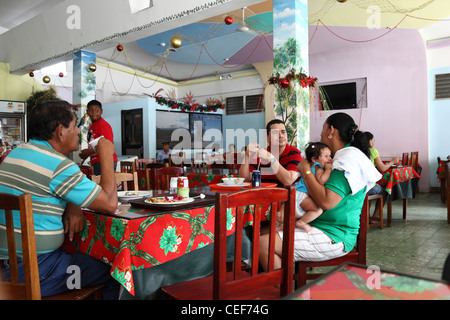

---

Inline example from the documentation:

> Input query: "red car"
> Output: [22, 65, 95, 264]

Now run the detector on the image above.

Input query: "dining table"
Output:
[376, 165, 420, 226]
[284, 262, 450, 300]
[62, 184, 263, 300]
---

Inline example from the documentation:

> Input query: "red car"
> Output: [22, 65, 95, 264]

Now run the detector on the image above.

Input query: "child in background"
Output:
[294, 142, 333, 231]
[79, 100, 118, 175]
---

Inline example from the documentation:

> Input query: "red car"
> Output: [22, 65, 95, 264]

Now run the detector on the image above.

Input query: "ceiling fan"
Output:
[237, 7, 249, 32]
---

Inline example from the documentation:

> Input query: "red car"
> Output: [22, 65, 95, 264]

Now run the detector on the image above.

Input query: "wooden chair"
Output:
[294, 195, 368, 289]
[161, 186, 296, 300]
[0, 193, 103, 300]
[410, 151, 421, 193]
[78, 165, 93, 180]
[438, 156, 450, 203]
[141, 162, 164, 190]
[367, 193, 384, 229]
[169, 152, 185, 167]
[152, 167, 184, 190]
[444, 164, 450, 224]
[91, 172, 139, 191]
[120, 161, 136, 173]
[401, 152, 409, 166]
[135, 158, 155, 170]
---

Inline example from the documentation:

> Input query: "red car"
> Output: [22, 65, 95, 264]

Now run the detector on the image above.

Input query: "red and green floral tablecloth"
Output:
[289, 263, 450, 300]
[376, 166, 420, 194]
[63, 203, 260, 296]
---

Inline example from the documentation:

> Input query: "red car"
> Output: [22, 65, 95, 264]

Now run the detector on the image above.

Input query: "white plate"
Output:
[117, 191, 152, 200]
[216, 182, 251, 187]
[144, 196, 195, 205]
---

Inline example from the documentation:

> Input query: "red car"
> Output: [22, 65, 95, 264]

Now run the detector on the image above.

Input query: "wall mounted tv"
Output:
[155, 110, 222, 150]
[321, 82, 357, 110]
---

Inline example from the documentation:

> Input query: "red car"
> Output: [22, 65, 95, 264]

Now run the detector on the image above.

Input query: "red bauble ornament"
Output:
[224, 16, 233, 25]
[279, 78, 290, 88]
[116, 44, 124, 52]
[59, 72, 64, 77]
[29, 72, 34, 77]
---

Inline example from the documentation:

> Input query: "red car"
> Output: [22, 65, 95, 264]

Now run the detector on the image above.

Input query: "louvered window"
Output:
[226, 95, 263, 114]
[245, 94, 264, 113]
[435, 73, 450, 99]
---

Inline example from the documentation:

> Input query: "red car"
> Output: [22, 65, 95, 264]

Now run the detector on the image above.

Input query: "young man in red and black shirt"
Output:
[239, 119, 302, 187]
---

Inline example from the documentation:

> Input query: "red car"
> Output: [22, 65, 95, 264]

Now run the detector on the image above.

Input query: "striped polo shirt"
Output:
[249, 143, 302, 186]
[0, 139, 101, 257]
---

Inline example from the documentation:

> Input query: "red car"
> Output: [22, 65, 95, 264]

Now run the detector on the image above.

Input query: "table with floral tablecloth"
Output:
[286, 263, 450, 300]
[63, 199, 260, 298]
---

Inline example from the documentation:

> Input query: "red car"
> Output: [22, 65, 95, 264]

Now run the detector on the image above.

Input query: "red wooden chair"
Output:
[152, 166, 184, 190]
[161, 186, 296, 300]
[294, 195, 368, 289]
[444, 164, 450, 224]
[401, 152, 409, 166]
[135, 158, 156, 170]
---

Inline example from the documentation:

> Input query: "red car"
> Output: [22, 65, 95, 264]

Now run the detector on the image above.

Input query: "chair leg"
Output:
[295, 263, 307, 289]
[379, 197, 383, 229]
[403, 199, 407, 220]
[387, 202, 392, 227]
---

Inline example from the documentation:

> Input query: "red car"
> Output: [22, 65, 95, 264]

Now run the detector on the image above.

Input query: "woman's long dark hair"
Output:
[325, 112, 370, 158]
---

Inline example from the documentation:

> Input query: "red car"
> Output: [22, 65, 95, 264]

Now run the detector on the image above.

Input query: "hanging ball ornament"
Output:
[337, 0, 347, 2]
[59, 72, 64, 77]
[88, 63, 97, 72]
[170, 36, 182, 48]
[279, 78, 290, 88]
[224, 16, 233, 25]
[43, 75, 51, 83]
[29, 72, 34, 77]
[116, 44, 124, 52]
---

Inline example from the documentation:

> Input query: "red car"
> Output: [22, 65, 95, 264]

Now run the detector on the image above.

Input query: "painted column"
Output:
[72, 50, 96, 160]
[272, 0, 309, 149]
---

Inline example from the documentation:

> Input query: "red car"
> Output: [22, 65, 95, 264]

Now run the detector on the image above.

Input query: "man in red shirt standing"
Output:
[80, 100, 118, 175]
[239, 119, 302, 187]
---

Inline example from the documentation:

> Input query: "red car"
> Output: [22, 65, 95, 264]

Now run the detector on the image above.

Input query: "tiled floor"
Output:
[309, 192, 450, 281]
[366, 192, 450, 281]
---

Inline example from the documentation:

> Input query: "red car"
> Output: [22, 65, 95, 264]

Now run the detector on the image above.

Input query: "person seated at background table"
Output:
[239, 119, 302, 187]
[365, 131, 399, 196]
[225, 143, 236, 164]
[156, 140, 172, 164]
[259, 113, 381, 270]
[79, 99, 118, 176]
[0, 100, 120, 299]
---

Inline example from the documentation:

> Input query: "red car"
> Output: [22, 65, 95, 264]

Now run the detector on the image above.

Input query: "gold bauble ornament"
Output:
[170, 36, 182, 48]
[43, 75, 51, 83]
[88, 63, 97, 72]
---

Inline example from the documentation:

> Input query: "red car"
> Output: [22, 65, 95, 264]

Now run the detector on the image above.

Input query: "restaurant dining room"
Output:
[0, 0, 450, 307]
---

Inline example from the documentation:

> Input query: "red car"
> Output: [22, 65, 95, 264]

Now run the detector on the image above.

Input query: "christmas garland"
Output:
[146, 90, 225, 113]
[268, 68, 318, 89]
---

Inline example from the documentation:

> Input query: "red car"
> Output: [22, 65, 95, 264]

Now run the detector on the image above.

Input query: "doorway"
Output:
[121, 108, 143, 158]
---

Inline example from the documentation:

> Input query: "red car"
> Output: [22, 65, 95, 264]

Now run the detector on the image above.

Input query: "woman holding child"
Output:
[259, 112, 381, 270]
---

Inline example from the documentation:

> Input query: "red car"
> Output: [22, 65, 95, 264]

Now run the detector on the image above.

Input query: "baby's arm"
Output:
[315, 163, 332, 185]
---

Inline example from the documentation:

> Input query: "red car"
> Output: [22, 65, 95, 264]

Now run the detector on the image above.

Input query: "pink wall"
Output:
[308, 26, 429, 192]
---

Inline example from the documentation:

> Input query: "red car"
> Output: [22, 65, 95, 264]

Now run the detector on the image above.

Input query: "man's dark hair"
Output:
[87, 99, 102, 109]
[266, 119, 285, 135]
[28, 100, 74, 141]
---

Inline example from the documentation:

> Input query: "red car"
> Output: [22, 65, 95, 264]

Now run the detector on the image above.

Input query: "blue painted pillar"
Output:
[72, 50, 96, 155]
[272, 0, 309, 149]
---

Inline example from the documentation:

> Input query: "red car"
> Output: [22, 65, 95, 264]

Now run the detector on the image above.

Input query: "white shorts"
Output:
[278, 227, 347, 262]
[295, 190, 309, 219]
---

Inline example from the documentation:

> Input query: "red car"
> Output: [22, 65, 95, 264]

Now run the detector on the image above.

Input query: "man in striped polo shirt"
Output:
[0, 100, 119, 299]
[239, 119, 303, 187]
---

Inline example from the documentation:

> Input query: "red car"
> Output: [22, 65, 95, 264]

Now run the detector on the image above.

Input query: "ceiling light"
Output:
[160, 42, 166, 47]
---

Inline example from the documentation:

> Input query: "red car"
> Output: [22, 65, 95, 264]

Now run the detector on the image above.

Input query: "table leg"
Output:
[387, 202, 392, 227]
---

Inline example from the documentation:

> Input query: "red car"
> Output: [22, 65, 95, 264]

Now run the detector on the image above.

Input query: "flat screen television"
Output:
[155, 110, 189, 149]
[189, 113, 223, 149]
[321, 82, 357, 109]
[155, 110, 223, 150]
